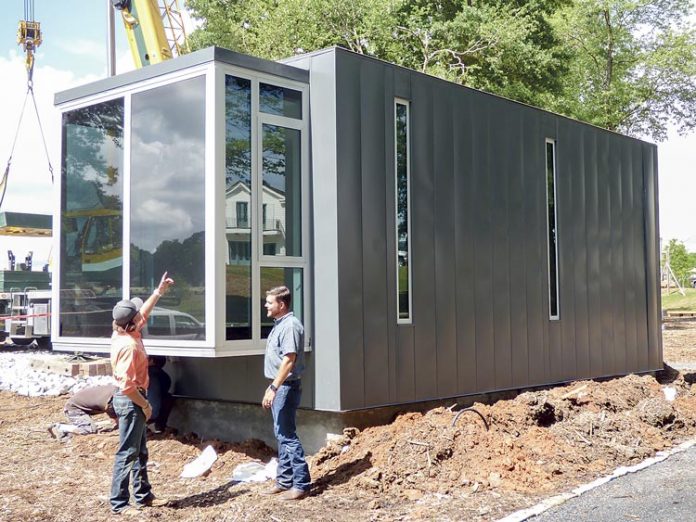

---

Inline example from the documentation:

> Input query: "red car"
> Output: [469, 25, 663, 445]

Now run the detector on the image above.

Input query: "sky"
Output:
[0, 1, 694, 271]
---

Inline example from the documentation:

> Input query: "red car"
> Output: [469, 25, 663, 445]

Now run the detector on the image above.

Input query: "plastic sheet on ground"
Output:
[230, 458, 277, 483]
[180, 445, 218, 478]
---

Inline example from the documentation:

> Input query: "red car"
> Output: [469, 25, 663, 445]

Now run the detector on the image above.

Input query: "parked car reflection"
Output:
[144, 307, 205, 340]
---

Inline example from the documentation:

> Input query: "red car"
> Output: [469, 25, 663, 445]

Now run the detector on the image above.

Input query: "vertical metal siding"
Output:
[557, 121, 578, 381]
[622, 142, 638, 371]
[471, 92, 496, 393]
[492, 101, 513, 389]
[360, 59, 390, 406]
[509, 109, 529, 388]
[453, 92, 478, 394]
[383, 69, 399, 403]
[585, 131, 603, 377]
[644, 144, 662, 368]
[410, 77, 439, 399]
[571, 126, 591, 379]
[335, 55, 366, 409]
[633, 142, 658, 368]
[523, 109, 547, 386]
[330, 49, 660, 410]
[433, 83, 458, 398]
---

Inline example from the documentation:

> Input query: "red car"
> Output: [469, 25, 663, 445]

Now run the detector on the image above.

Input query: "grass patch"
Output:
[662, 288, 696, 311]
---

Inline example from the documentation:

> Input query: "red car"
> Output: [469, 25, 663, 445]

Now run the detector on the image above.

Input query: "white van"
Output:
[144, 307, 205, 340]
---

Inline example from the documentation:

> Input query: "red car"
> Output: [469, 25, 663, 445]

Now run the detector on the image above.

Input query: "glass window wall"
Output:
[260, 267, 303, 338]
[130, 76, 206, 337]
[259, 83, 302, 119]
[262, 124, 302, 257]
[395, 101, 411, 322]
[60, 98, 124, 337]
[225, 76, 252, 340]
[545, 139, 560, 320]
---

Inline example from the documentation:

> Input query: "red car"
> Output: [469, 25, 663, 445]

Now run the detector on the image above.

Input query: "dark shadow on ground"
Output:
[168, 482, 251, 509]
[311, 452, 372, 496]
[656, 364, 682, 384]
[149, 431, 275, 462]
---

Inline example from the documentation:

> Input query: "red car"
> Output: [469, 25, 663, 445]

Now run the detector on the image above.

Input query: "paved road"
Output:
[529, 444, 696, 521]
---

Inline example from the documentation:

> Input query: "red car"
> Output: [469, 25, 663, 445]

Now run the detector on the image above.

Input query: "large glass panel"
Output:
[225, 76, 252, 340]
[60, 98, 124, 337]
[262, 124, 301, 257]
[259, 83, 302, 119]
[260, 267, 303, 338]
[130, 77, 206, 337]
[395, 102, 411, 321]
[546, 139, 559, 319]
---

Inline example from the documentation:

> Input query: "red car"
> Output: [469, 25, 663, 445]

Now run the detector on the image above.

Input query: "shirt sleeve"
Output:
[279, 323, 301, 357]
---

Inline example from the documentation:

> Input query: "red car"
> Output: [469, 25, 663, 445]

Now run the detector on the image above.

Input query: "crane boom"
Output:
[112, 0, 189, 69]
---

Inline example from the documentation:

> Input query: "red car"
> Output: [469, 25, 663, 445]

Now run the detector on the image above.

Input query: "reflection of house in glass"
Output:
[226, 182, 287, 261]
[53, 46, 661, 451]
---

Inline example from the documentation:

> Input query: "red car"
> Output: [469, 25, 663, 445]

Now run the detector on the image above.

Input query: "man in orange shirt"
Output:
[109, 272, 174, 515]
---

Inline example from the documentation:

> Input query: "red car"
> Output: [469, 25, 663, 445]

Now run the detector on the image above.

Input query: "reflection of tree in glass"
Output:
[396, 105, 408, 251]
[62, 100, 124, 184]
[262, 124, 290, 192]
[131, 231, 205, 288]
[225, 77, 251, 188]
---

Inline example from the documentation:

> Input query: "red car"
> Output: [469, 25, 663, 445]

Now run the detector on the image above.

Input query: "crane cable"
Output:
[0, 1, 54, 211]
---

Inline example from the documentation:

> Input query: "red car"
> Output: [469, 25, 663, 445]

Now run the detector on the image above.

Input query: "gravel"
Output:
[0, 349, 115, 397]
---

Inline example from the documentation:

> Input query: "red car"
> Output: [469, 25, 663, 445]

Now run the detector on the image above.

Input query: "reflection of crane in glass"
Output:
[64, 209, 122, 274]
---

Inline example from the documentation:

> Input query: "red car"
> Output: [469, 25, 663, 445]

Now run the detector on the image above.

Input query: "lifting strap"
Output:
[0, 83, 54, 210]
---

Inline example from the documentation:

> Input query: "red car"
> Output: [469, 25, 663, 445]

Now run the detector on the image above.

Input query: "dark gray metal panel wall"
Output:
[331, 49, 660, 411]
[171, 354, 315, 407]
[335, 54, 367, 408]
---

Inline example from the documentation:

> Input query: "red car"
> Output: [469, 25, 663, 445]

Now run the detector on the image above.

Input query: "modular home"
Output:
[53, 46, 661, 449]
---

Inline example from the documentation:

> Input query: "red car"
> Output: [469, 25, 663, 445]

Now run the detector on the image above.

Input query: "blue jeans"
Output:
[271, 381, 310, 491]
[110, 393, 152, 512]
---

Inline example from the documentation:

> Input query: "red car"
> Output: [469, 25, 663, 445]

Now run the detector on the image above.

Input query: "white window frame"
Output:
[53, 65, 217, 356]
[216, 64, 311, 355]
[395, 98, 413, 324]
[545, 138, 560, 321]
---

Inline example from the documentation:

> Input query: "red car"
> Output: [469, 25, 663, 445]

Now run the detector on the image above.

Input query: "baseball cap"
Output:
[112, 297, 144, 326]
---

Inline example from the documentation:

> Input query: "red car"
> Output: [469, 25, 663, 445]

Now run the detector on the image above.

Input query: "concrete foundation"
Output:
[168, 389, 521, 455]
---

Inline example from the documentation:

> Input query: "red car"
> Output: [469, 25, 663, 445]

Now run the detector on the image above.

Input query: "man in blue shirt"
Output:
[261, 285, 310, 500]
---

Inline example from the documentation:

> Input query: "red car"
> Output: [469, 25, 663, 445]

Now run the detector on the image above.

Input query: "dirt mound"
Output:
[1, 320, 696, 520]
[310, 371, 696, 503]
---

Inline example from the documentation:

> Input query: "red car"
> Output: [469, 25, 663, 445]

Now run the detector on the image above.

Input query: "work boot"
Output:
[279, 487, 309, 501]
[260, 483, 289, 496]
[136, 493, 168, 508]
[47, 423, 69, 442]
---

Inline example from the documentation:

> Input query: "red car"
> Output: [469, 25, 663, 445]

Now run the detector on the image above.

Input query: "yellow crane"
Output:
[111, 0, 190, 68]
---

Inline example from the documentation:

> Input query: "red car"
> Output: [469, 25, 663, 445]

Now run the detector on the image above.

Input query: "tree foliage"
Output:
[187, 0, 569, 106]
[549, 0, 696, 140]
[186, 0, 696, 140]
[663, 239, 695, 286]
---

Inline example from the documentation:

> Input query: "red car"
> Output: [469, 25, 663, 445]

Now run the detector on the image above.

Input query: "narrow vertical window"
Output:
[545, 139, 560, 320]
[395, 100, 412, 322]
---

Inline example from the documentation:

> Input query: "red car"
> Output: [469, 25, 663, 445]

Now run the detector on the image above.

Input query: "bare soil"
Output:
[2, 320, 696, 521]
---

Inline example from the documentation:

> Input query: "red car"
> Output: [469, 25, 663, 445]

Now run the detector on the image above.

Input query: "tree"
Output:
[187, 0, 696, 140]
[187, 0, 569, 106]
[549, 0, 696, 141]
[663, 239, 692, 286]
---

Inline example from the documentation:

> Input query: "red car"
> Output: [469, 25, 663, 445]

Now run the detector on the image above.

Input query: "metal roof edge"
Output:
[54, 46, 309, 106]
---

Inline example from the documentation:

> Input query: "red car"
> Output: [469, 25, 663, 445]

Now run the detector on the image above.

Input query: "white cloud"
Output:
[54, 39, 106, 60]
[0, 54, 99, 268]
